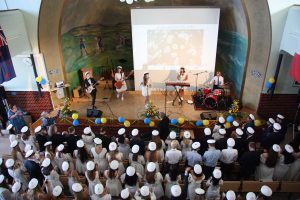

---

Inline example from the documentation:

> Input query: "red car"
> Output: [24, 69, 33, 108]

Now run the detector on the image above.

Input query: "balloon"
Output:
[40, 78, 47, 85]
[265, 82, 273, 89]
[268, 77, 275, 84]
[124, 120, 130, 127]
[149, 121, 155, 127]
[118, 116, 125, 123]
[101, 117, 107, 124]
[203, 120, 210, 126]
[95, 118, 101, 124]
[42, 118, 48, 126]
[254, 119, 262, 127]
[35, 76, 42, 83]
[72, 119, 79, 126]
[226, 115, 234, 123]
[144, 118, 151, 124]
[178, 117, 185, 125]
[195, 120, 202, 127]
[225, 122, 231, 129]
[72, 113, 79, 120]
[170, 118, 178, 125]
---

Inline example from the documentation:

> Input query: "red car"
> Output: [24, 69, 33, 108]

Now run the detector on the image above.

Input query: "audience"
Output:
[0, 113, 298, 199]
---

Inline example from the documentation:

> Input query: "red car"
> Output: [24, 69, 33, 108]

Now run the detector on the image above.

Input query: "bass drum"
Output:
[204, 94, 218, 108]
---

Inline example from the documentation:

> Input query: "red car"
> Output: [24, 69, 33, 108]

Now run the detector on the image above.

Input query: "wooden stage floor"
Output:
[70, 86, 224, 120]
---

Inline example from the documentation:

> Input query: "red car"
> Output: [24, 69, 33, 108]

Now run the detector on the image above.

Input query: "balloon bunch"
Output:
[118, 116, 131, 127]
[144, 118, 155, 127]
[35, 76, 47, 85]
[72, 113, 79, 126]
[265, 77, 275, 89]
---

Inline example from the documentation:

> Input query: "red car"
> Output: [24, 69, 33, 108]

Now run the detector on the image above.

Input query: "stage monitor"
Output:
[131, 7, 220, 91]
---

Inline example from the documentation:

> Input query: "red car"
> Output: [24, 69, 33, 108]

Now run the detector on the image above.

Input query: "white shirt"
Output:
[211, 75, 224, 86]
[165, 149, 182, 164]
[220, 147, 238, 164]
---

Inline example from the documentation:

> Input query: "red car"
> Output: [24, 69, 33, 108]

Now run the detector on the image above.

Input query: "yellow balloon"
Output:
[124, 120, 131, 127]
[268, 77, 275, 84]
[101, 117, 107, 124]
[72, 113, 79, 120]
[149, 121, 155, 127]
[254, 119, 262, 127]
[178, 117, 185, 124]
[225, 122, 231, 129]
[203, 120, 210, 126]
[35, 76, 42, 83]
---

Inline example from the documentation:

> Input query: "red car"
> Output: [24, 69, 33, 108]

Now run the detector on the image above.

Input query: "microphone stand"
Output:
[193, 71, 207, 94]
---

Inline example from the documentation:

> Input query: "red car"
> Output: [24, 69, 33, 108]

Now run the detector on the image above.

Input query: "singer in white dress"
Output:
[114, 66, 127, 101]
[177, 67, 188, 101]
[140, 72, 152, 105]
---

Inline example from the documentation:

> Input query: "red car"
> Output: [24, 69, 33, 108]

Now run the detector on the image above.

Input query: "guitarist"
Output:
[84, 71, 98, 108]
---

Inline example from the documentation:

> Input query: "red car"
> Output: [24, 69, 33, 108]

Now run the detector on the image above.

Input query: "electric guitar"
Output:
[86, 77, 104, 93]
[114, 70, 134, 89]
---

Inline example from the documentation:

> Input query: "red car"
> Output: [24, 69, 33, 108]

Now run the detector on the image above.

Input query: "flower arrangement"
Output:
[61, 98, 77, 118]
[228, 99, 240, 116]
[141, 101, 160, 118]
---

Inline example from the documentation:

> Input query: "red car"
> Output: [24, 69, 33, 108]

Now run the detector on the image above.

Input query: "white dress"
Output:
[91, 147, 108, 173]
[118, 143, 130, 160]
[255, 154, 275, 181]
[140, 78, 151, 97]
[144, 172, 164, 199]
[85, 171, 101, 195]
[67, 173, 77, 195]
[91, 194, 112, 200]
[115, 72, 127, 93]
[74, 150, 87, 174]
[164, 174, 181, 199]
[22, 136, 37, 152]
[8, 167, 28, 191]
[54, 152, 73, 173]
[44, 170, 63, 192]
[273, 155, 288, 181]
[106, 152, 125, 174]
[287, 157, 300, 181]
[104, 170, 122, 197]
[187, 174, 205, 200]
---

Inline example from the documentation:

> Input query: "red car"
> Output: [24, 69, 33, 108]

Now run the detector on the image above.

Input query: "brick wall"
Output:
[257, 93, 300, 123]
[5, 91, 53, 121]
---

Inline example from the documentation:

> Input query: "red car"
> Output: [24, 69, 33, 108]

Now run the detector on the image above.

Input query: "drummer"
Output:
[211, 71, 224, 90]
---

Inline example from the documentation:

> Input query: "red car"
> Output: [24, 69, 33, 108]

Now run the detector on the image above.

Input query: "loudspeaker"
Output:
[0, 86, 7, 99]
[87, 108, 103, 118]
[200, 111, 217, 120]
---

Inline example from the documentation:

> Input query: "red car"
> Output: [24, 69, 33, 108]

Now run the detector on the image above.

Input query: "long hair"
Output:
[143, 73, 149, 86]
[132, 152, 138, 162]
[108, 168, 117, 179]
[149, 150, 157, 162]
[124, 173, 138, 186]
[145, 171, 156, 184]
[211, 176, 221, 186]
[87, 169, 96, 180]
[78, 147, 88, 163]
[265, 148, 279, 168]
[283, 150, 295, 164]
[152, 136, 162, 149]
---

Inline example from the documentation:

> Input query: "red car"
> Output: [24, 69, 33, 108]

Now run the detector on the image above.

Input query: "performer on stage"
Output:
[84, 72, 99, 108]
[114, 66, 128, 101]
[140, 72, 152, 105]
[211, 71, 224, 90]
[177, 67, 188, 101]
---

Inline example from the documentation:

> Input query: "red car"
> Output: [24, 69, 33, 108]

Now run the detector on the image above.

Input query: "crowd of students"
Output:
[0, 112, 299, 200]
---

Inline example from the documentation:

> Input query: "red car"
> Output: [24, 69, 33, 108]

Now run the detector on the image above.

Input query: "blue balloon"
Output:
[195, 120, 203, 127]
[118, 116, 125, 123]
[95, 118, 101, 124]
[144, 118, 151, 124]
[73, 119, 79, 126]
[42, 118, 48, 126]
[265, 82, 273, 89]
[226, 116, 234, 123]
[40, 78, 47, 85]
[171, 118, 178, 125]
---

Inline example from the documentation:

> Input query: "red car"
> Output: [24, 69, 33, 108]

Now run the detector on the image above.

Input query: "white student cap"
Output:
[232, 121, 239, 127]
[41, 158, 51, 167]
[94, 138, 102, 145]
[132, 145, 140, 154]
[118, 128, 126, 135]
[28, 178, 38, 190]
[147, 162, 156, 172]
[24, 144, 32, 153]
[10, 140, 18, 148]
[219, 129, 226, 135]
[109, 160, 119, 170]
[285, 144, 294, 153]
[277, 114, 284, 119]
[227, 138, 235, 147]
[121, 188, 130, 199]
[57, 144, 64, 152]
[25, 150, 34, 158]
[273, 123, 281, 131]
[247, 127, 255, 134]
[272, 144, 281, 152]
[109, 142, 117, 151]
[0, 175, 4, 184]
[226, 190, 236, 200]
[62, 161, 69, 172]
[148, 142, 157, 151]
[52, 185, 63, 197]
[246, 192, 256, 200]
[94, 183, 104, 195]
[6, 124, 13, 130]
[260, 185, 272, 197]
[21, 126, 29, 133]
[213, 168, 222, 179]
[44, 141, 52, 147]
[83, 127, 91, 134]
[126, 166, 136, 176]
[183, 131, 191, 138]
[218, 117, 225, 124]
[249, 114, 255, 120]
[194, 164, 202, 174]
[152, 130, 159, 136]
[268, 118, 275, 124]
[192, 142, 200, 150]
[72, 183, 83, 193]
[195, 188, 205, 195]
[236, 128, 243, 136]
[5, 159, 14, 168]
[76, 140, 84, 148]
[207, 139, 216, 144]
[85, 71, 90, 76]
[117, 66, 122, 69]
[171, 185, 182, 197]
[86, 161, 95, 171]
[34, 126, 42, 133]
[12, 182, 21, 193]
[140, 185, 150, 196]
[169, 131, 176, 139]
[132, 128, 139, 136]
[204, 128, 211, 136]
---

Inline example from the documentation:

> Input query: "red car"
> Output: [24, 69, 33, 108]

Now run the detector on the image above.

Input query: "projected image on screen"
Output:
[147, 30, 203, 66]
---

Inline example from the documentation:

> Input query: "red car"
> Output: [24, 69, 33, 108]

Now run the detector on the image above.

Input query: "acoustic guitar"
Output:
[114, 70, 134, 89]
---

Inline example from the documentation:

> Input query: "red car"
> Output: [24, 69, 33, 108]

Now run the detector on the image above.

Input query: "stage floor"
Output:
[70, 86, 222, 120]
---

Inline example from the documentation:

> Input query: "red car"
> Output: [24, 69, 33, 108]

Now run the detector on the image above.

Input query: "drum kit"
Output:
[195, 85, 230, 109]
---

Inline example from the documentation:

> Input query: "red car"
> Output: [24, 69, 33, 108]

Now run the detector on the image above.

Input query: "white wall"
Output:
[265, 0, 300, 94]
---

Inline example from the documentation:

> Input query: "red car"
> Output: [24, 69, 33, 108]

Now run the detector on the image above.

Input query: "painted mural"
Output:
[61, 0, 248, 98]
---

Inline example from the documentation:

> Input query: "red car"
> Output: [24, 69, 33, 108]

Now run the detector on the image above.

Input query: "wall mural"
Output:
[61, 0, 248, 98]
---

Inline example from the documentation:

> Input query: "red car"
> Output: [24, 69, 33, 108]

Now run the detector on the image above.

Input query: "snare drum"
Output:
[203, 88, 211, 95]
[213, 89, 222, 96]
[204, 94, 218, 108]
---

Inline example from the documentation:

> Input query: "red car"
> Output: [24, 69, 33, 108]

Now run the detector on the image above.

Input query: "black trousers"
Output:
[90, 89, 97, 107]
[203, 165, 215, 179]
[213, 85, 220, 90]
